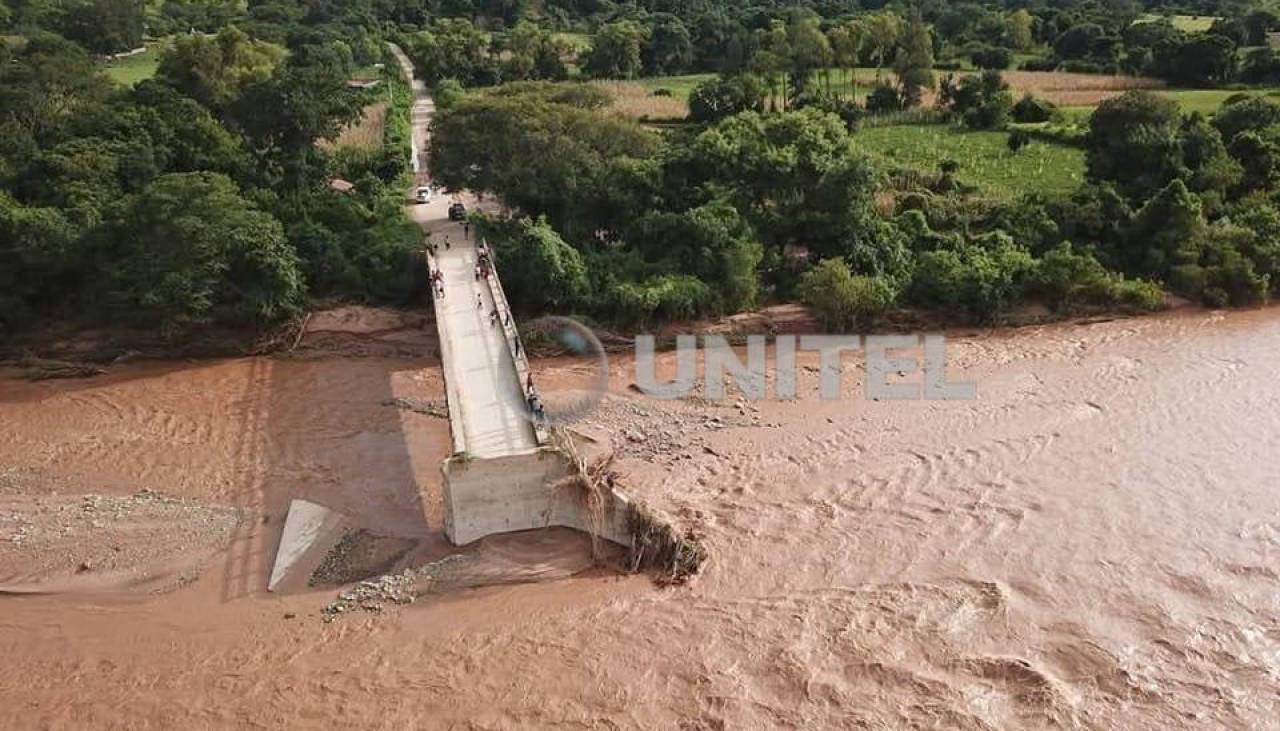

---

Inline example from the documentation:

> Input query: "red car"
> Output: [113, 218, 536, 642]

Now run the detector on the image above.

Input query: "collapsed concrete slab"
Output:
[267, 499, 349, 593]
[441, 445, 631, 547]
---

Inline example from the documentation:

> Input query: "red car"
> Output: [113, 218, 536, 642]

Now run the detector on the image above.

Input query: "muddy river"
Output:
[0, 308, 1278, 729]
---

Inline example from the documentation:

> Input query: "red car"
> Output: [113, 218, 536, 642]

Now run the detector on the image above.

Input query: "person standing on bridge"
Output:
[476, 293, 483, 309]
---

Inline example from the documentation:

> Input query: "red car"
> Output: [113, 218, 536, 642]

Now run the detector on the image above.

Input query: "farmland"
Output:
[855, 124, 1085, 198]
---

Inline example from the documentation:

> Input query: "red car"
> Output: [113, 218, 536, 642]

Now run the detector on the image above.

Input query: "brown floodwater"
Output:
[1, 308, 1279, 729]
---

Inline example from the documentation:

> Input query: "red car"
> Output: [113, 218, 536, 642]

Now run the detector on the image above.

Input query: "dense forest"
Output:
[6, 0, 1280, 339]
[1, 0, 420, 337]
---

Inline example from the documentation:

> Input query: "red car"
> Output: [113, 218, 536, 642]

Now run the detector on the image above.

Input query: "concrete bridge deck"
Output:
[389, 44, 635, 547]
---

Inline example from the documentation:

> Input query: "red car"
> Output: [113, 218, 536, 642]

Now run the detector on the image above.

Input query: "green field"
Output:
[1059, 88, 1280, 121]
[856, 124, 1085, 199]
[103, 45, 163, 86]
[1134, 13, 1220, 32]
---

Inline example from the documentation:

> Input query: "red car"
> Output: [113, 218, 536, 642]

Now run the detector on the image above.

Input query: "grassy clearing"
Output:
[1134, 13, 1220, 32]
[634, 73, 715, 100]
[855, 124, 1085, 199]
[591, 80, 689, 120]
[321, 102, 389, 150]
[103, 45, 164, 86]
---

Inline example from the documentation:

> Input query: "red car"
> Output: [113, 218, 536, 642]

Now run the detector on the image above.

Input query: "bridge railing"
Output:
[478, 237, 548, 447]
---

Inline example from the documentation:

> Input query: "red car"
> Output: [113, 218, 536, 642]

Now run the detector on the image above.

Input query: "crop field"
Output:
[103, 45, 163, 86]
[855, 124, 1086, 199]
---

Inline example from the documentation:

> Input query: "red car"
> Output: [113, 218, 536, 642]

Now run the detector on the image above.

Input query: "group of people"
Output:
[425, 234, 450, 257]
[425, 218, 538, 421]
[525, 373, 545, 422]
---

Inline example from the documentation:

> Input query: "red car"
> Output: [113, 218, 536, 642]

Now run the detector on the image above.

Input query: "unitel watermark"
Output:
[521, 319, 976, 428]
[635, 334, 975, 402]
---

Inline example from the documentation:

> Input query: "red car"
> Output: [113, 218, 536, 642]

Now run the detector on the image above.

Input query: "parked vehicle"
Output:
[449, 202, 467, 221]
[415, 186, 432, 204]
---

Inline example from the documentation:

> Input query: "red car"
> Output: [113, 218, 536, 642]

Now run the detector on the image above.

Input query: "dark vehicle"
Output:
[449, 202, 467, 221]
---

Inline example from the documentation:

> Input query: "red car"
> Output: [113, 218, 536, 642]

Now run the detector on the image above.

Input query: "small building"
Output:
[328, 178, 355, 194]
[346, 79, 381, 90]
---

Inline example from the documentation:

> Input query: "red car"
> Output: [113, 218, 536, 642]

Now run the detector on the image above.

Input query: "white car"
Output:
[415, 186, 433, 204]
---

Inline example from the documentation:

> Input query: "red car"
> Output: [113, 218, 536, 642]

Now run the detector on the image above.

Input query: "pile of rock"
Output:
[321, 569, 417, 621]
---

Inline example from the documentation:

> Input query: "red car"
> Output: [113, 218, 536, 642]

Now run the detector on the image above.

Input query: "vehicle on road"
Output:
[449, 202, 467, 221]
[415, 186, 432, 204]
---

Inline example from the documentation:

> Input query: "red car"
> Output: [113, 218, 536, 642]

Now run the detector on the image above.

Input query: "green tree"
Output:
[584, 20, 647, 79]
[940, 71, 1012, 129]
[1212, 96, 1280, 143]
[893, 8, 934, 106]
[1085, 91, 1184, 201]
[688, 74, 764, 123]
[57, 0, 145, 54]
[107, 172, 303, 333]
[232, 55, 362, 187]
[482, 215, 588, 312]
[1006, 9, 1034, 51]
[679, 109, 906, 276]
[629, 199, 763, 312]
[827, 20, 865, 100]
[749, 20, 790, 110]
[863, 11, 904, 83]
[786, 13, 831, 97]
[0, 191, 82, 333]
[156, 26, 286, 111]
[1121, 178, 1204, 279]
[642, 13, 693, 76]
[429, 92, 659, 240]
[404, 18, 493, 86]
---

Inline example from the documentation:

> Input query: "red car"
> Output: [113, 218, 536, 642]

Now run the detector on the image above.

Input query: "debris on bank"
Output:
[321, 554, 469, 621]
[381, 396, 448, 418]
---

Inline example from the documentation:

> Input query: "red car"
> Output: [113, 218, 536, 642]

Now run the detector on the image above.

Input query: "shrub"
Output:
[797, 258, 898, 330]
[794, 92, 864, 130]
[1008, 129, 1031, 152]
[1032, 243, 1164, 312]
[865, 84, 906, 114]
[650, 88, 672, 97]
[908, 236, 1035, 321]
[1020, 57, 1058, 72]
[432, 78, 465, 110]
[1011, 94, 1057, 123]
[970, 46, 1012, 70]
[1060, 59, 1117, 74]
[940, 71, 1013, 130]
